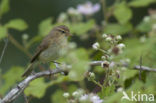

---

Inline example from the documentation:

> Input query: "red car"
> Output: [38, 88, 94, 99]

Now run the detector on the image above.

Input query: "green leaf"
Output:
[0, 66, 24, 95]
[51, 90, 66, 103]
[0, 26, 7, 39]
[69, 19, 95, 35]
[24, 78, 49, 98]
[120, 70, 138, 81]
[104, 23, 132, 35]
[5, 19, 28, 31]
[66, 48, 89, 81]
[99, 85, 115, 97]
[129, 0, 156, 7]
[114, 2, 132, 24]
[136, 18, 152, 32]
[0, 0, 10, 17]
[38, 17, 53, 36]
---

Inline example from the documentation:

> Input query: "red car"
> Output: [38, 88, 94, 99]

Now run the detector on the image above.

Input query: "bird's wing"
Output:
[30, 37, 51, 63]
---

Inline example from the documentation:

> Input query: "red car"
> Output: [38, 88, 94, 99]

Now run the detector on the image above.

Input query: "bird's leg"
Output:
[52, 61, 65, 75]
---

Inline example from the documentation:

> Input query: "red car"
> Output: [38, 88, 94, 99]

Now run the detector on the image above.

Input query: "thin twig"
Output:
[1, 61, 156, 103]
[90, 61, 156, 72]
[0, 69, 65, 103]
[0, 38, 8, 65]
[8, 34, 32, 58]
[100, 0, 107, 24]
[134, 65, 156, 72]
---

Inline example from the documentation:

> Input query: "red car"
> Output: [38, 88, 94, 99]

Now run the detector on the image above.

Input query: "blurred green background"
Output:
[0, 0, 156, 103]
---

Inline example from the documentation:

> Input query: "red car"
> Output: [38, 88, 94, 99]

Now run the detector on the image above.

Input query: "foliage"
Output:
[0, 0, 156, 103]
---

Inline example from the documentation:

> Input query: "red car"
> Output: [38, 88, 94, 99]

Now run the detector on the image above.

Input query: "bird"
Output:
[22, 25, 71, 77]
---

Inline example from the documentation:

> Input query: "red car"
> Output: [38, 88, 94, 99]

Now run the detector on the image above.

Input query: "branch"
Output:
[0, 69, 65, 103]
[90, 61, 102, 66]
[90, 61, 156, 72]
[1, 61, 155, 103]
[134, 65, 156, 72]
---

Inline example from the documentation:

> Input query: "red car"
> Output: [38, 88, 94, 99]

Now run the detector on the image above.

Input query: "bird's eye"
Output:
[61, 30, 65, 34]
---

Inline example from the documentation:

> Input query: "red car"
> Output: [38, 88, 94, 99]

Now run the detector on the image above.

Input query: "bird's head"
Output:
[53, 25, 72, 37]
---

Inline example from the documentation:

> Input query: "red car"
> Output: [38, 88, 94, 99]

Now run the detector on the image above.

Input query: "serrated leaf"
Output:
[38, 17, 53, 36]
[24, 78, 49, 98]
[5, 19, 28, 31]
[0, 66, 24, 95]
[0, 0, 10, 17]
[104, 23, 132, 35]
[114, 2, 132, 24]
[129, 0, 156, 7]
[0, 26, 7, 39]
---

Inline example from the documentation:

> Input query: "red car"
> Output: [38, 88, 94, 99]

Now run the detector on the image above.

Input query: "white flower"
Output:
[117, 43, 125, 49]
[79, 94, 89, 101]
[92, 42, 100, 50]
[22, 34, 29, 40]
[77, 2, 100, 15]
[72, 91, 79, 97]
[72, 89, 84, 97]
[105, 37, 112, 41]
[67, 7, 79, 15]
[116, 35, 122, 40]
[143, 16, 150, 22]
[80, 93, 103, 103]
[117, 87, 123, 92]
[58, 13, 67, 22]
[90, 94, 103, 103]
[63, 92, 70, 98]
[102, 33, 107, 38]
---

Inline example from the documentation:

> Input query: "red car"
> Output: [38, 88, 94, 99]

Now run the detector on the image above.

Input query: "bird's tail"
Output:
[22, 63, 34, 77]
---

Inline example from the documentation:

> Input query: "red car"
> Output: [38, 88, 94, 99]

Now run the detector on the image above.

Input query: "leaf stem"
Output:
[8, 34, 32, 58]
[0, 38, 8, 65]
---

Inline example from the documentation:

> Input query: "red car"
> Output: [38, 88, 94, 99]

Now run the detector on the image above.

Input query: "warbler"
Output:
[22, 25, 71, 77]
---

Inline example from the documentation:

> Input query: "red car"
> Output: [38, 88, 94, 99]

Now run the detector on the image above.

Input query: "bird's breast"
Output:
[39, 37, 68, 62]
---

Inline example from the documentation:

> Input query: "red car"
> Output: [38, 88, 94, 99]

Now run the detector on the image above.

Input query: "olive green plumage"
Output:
[22, 25, 71, 77]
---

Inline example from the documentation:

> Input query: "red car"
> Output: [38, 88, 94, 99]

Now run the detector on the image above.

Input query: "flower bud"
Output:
[116, 35, 122, 40]
[89, 72, 95, 79]
[117, 43, 125, 49]
[92, 42, 100, 50]
[143, 16, 150, 22]
[101, 61, 110, 68]
[72, 91, 79, 97]
[102, 33, 107, 38]
[101, 56, 106, 60]
[22, 34, 29, 40]
[105, 37, 112, 41]
[63, 92, 70, 98]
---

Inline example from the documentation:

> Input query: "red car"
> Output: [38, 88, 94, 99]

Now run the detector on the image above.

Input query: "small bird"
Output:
[22, 25, 71, 77]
